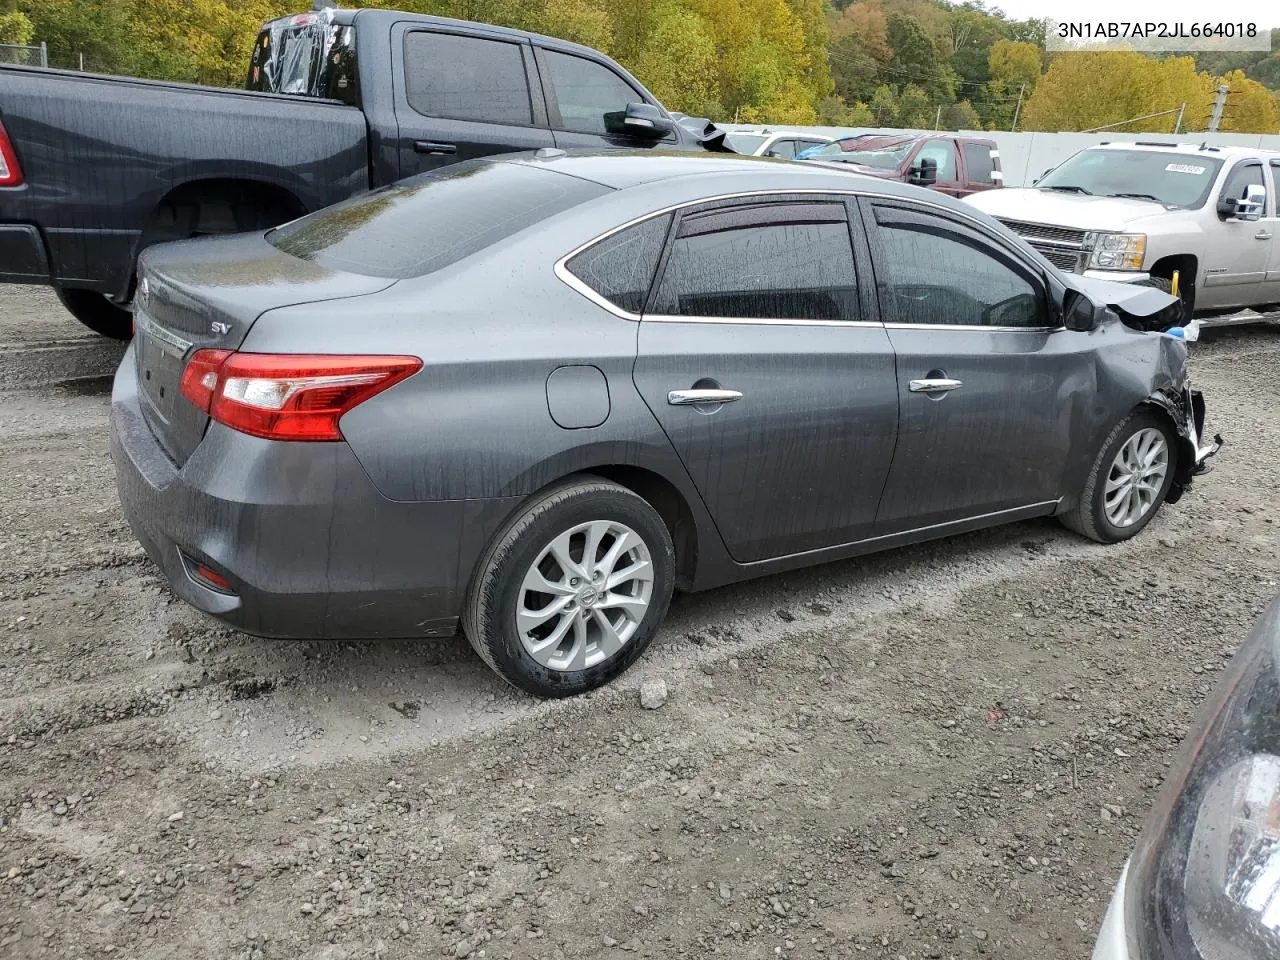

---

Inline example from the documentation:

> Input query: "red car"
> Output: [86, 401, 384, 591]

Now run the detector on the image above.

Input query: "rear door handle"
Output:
[909, 377, 963, 394]
[1256, 229, 1274, 240]
[667, 389, 742, 406]
[414, 140, 457, 155]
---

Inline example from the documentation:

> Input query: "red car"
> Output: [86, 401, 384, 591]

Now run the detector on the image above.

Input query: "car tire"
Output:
[1137, 274, 1195, 323]
[1061, 410, 1178, 544]
[57, 289, 133, 340]
[462, 478, 676, 698]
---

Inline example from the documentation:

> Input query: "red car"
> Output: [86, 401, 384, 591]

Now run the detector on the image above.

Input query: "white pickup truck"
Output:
[965, 142, 1280, 324]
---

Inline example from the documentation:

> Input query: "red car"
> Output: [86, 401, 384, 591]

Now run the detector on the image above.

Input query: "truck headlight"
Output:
[1123, 597, 1280, 959]
[1085, 232, 1147, 270]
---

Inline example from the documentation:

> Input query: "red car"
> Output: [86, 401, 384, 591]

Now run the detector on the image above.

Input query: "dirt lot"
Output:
[1, 285, 1277, 960]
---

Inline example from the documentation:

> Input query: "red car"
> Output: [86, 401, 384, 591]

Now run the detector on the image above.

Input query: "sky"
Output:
[988, 0, 1279, 25]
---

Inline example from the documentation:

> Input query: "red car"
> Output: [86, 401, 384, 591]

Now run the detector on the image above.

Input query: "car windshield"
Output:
[1038, 150, 1225, 208]
[267, 160, 608, 279]
[726, 133, 768, 154]
[806, 139, 913, 169]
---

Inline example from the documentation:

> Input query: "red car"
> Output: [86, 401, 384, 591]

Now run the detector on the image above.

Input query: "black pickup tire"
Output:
[56, 289, 133, 340]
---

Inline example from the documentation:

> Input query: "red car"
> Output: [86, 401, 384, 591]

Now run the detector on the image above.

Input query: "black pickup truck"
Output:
[0, 5, 725, 338]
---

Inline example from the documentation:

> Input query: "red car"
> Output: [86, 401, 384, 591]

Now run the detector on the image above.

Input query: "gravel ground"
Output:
[1, 284, 1278, 960]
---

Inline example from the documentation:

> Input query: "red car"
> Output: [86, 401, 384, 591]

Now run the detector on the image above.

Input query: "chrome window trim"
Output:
[883, 322, 1060, 333]
[645, 315, 883, 328]
[133, 309, 193, 353]
[553, 187, 1052, 324]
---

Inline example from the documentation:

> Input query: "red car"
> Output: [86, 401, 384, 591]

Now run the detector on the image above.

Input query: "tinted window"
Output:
[963, 143, 995, 183]
[873, 219, 1048, 328]
[652, 203, 858, 321]
[1222, 162, 1265, 202]
[917, 140, 958, 182]
[565, 214, 672, 313]
[404, 32, 531, 126]
[269, 160, 607, 279]
[543, 50, 640, 135]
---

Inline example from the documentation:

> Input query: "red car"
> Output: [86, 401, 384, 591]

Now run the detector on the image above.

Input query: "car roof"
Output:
[497, 148, 950, 202]
[729, 129, 832, 138]
[1089, 141, 1280, 159]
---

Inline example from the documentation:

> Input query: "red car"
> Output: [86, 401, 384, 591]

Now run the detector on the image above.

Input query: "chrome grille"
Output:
[997, 218, 1087, 273]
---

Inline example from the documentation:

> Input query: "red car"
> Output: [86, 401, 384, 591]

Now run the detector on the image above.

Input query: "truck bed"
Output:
[0, 65, 371, 299]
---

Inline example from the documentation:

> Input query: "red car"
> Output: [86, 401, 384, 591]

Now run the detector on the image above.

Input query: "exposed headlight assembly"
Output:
[1086, 232, 1147, 270]
[1124, 598, 1280, 959]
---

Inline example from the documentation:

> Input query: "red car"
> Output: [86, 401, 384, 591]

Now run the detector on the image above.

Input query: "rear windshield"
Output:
[725, 133, 767, 154]
[246, 11, 358, 106]
[267, 160, 610, 279]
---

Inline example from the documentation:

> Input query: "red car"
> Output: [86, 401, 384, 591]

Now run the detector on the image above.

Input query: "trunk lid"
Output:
[133, 232, 395, 465]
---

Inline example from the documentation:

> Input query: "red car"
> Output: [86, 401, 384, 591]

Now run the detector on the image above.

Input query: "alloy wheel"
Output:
[515, 520, 654, 672]
[1104, 427, 1169, 528]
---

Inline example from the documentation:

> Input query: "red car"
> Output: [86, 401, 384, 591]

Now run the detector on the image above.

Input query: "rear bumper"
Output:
[0, 223, 51, 284]
[109, 344, 520, 640]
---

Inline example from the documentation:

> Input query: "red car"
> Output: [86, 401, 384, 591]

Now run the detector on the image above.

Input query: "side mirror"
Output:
[603, 102, 675, 140]
[1219, 184, 1267, 220]
[909, 157, 938, 186]
[1062, 289, 1100, 332]
[1033, 167, 1054, 185]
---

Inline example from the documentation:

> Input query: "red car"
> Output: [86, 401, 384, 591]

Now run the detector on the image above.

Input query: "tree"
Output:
[0, 0, 33, 46]
[817, 94, 874, 126]
[1218, 70, 1280, 133]
[1021, 52, 1214, 133]
[941, 99, 980, 130]
[982, 39, 1041, 129]
[869, 83, 897, 124]
[885, 14, 955, 101]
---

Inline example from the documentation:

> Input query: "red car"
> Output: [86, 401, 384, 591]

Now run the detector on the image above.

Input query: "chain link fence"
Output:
[0, 42, 47, 67]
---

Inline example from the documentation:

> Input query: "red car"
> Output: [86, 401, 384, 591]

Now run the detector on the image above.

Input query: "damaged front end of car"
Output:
[1068, 273, 1223, 504]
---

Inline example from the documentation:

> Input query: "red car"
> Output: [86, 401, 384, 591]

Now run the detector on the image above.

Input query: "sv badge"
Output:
[211, 321, 233, 335]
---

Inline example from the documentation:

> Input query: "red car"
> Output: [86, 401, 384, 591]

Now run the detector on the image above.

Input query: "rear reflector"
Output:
[180, 351, 422, 441]
[193, 564, 233, 593]
[0, 120, 24, 188]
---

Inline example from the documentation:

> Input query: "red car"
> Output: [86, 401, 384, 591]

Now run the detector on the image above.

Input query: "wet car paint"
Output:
[110, 152, 1217, 642]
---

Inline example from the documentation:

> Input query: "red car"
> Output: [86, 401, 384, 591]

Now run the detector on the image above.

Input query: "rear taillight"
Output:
[180, 351, 422, 442]
[0, 120, 24, 188]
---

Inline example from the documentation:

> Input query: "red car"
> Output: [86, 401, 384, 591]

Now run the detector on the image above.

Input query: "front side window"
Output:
[564, 215, 672, 313]
[917, 139, 958, 182]
[1221, 162, 1265, 203]
[651, 202, 858, 321]
[404, 32, 532, 126]
[542, 49, 641, 136]
[872, 215, 1048, 328]
[766, 140, 798, 159]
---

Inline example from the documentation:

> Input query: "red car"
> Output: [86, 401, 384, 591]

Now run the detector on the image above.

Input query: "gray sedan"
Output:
[109, 150, 1220, 697]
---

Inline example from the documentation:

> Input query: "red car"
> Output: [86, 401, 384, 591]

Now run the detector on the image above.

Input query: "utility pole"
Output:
[934, 105, 942, 131]
[1011, 83, 1026, 132]
[1174, 102, 1185, 134]
[1208, 84, 1229, 133]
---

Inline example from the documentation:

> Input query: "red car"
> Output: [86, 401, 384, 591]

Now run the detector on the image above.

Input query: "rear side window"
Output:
[404, 32, 532, 126]
[651, 202, 858, 321]
[268, 160, 608, 279]
[565, 215, 672, 313]
[963, 143, 995, 183]
[542, 49, 641, 135]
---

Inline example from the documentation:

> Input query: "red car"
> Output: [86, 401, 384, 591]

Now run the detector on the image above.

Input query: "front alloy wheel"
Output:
[1103, 427, 1170, 529]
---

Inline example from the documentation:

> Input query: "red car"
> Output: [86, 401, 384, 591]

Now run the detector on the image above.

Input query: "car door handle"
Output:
[414, 140, 457, 155]
[1257, 229, 1274, 240]
[667, 389, 743, 406]
[909, 377, 963, 394]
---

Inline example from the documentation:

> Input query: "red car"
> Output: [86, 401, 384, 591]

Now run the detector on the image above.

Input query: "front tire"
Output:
[56, 288, 132, 340]
[462, 478, 676, 698]
[1061, 411, 1177, 544]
